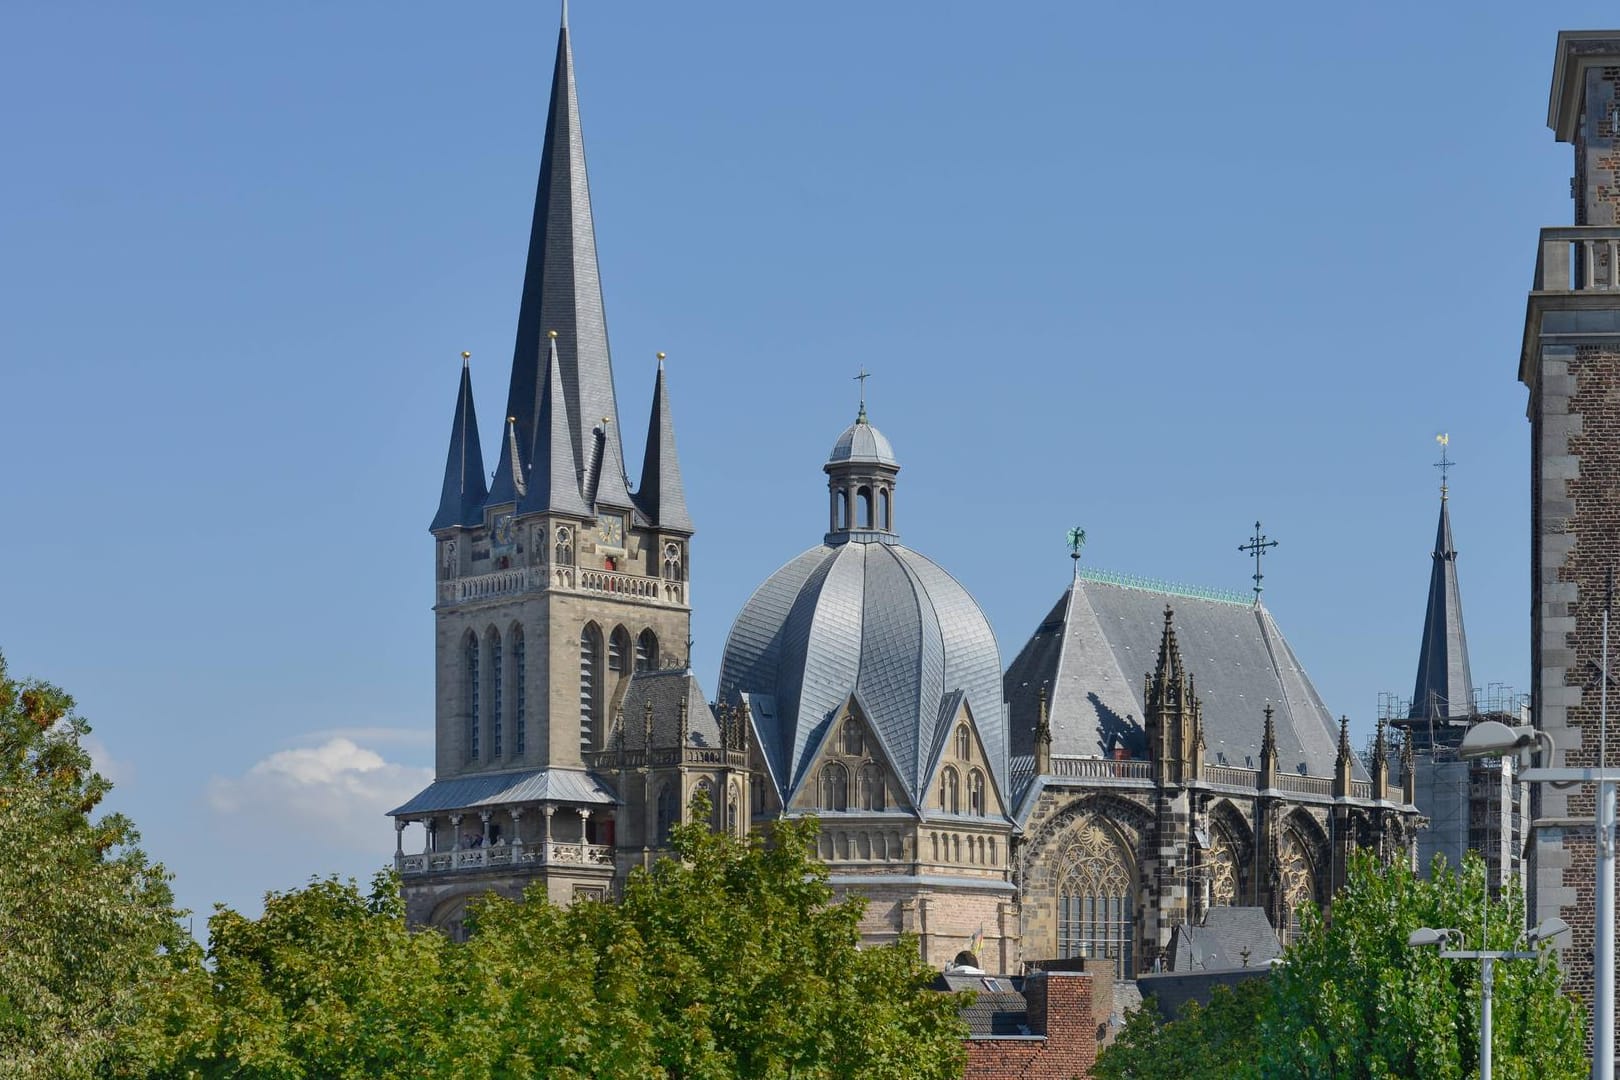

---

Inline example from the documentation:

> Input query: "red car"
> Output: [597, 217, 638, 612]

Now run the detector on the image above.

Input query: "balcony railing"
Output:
[438, 563, 687, 609]
[1043, 756, 1382, 802]
[1533, 226, 1620, 292]
[1048, 756, 1153, 781]
[589, 746, 751, 770]
[397, 841, 614, 875]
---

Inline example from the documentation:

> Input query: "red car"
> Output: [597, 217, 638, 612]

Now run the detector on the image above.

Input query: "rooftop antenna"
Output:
[1239, 521, 1278, 604]
[1435, 433, 1454, 500]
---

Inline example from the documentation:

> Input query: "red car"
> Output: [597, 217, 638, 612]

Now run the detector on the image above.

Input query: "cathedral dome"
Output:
[827, 414, 897, 467]
[718, 538, 1005, 810]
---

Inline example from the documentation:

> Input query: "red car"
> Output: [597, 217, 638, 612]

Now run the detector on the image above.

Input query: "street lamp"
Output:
[1409, 920, 1568, 1080]
[1461, 721, 1615, 1079]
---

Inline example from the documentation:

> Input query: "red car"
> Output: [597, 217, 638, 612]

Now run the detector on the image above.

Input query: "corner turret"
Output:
[430, 353, 488, 531]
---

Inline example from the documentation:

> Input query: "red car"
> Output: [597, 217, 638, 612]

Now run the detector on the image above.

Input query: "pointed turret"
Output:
[430, 354, 488, 531]
[635, 353, 694, 533]
[1259, 704, 1279, 789]
[1334, 715, 1354, 798]
[519, 332, 590, 517]
[489, 13, 630, 511]
[1408, 493, 1475, 720]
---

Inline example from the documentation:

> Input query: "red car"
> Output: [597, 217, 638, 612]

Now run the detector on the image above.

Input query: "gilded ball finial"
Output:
[656, 351, 666, 361]
[461, 350, 471, 360]
[547, 329, 558, 340]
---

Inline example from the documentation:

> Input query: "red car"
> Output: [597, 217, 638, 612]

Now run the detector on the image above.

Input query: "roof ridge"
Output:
[1079, 567, 1251, 607]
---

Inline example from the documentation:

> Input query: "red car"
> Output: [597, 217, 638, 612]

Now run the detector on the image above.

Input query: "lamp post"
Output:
[1460, 719, 1616, 1079]
[1408, 917, 1571, 1080]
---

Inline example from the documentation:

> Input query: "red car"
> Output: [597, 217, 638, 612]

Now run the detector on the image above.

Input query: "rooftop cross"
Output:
[854, 367, 871, 421]
[1239, 521, 1279, 602]
[1434, 433, 1454, 499]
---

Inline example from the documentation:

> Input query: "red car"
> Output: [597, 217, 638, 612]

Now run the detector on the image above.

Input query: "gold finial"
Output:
[656, 351, 666, 361]
[461, 350, 471, 359]
[547, 329, 558, 340]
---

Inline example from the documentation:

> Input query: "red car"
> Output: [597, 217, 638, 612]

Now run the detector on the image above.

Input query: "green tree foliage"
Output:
[125, 799, 967, 1079]
[1094, 979, 1266, 1080]
[1095, 851, 1585, 1080]
[0, 652, 183, 1079]
[1263, 850, 1584, 1080]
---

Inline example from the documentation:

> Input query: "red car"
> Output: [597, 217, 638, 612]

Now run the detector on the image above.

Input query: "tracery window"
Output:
[555, 527, 573, 566]
[941, 766, 961, 814]
[636, 629, 657, 672]
[968, 769, 986, 817]
[656, 783, 677, 844]
[1056, 818, 1136, 978]
[842, 718, 863, 756]
[727, 782, 741, 836]
[693, 777, 715, 824]
[663, 542, 683, 582]
[512, 627, 526, 756]
[579, 624, 603, 753]
[464, 633, 480, 760]
[1207, 827, 1238, 908]
[1277, 828, 1316, 944]
[820, 762, 849, 811]
[956, 724, 971, 761]
[487, 627, 503, 757]
[858, 764, 886, 811]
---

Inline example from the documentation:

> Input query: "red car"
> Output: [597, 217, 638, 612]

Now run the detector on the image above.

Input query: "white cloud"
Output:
[82, 734, 135, 787]
[207, 738, 432, 854]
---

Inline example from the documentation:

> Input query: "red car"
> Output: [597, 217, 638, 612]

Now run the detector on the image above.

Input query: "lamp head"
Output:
[1528, 916, 1571, 945]
[1459, 720, 1550, 765]
[1407, 927, 1459, 948]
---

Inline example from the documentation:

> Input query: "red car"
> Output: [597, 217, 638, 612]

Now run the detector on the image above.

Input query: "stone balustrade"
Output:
[1044, 756, 1394, 804]
[1535, 226, 1620, 291]
[397, 840, 613, 875]
[438, 562, 687, 609]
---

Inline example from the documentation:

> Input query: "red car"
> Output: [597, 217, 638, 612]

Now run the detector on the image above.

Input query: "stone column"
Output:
[394, 819, 405, 865]
[579, 807, 593, 847]
[542, 805, 555, 865]
[449, 814, 463, 852]
[510, 807, 525, 862]
[480, 810, 493, 847]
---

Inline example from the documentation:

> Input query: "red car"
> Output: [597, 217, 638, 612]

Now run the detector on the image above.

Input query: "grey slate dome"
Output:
[719, 539, 1006, 810]
[827, 414, 898, 467]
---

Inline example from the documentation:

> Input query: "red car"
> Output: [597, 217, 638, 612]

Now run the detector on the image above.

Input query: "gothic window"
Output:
[955, 724, 971, 762]
[857, 486, 873, 528]
[968, 769, 986, 817]
[487, 627, 503, 757]
[940, 766, 961, 814]
[1208, 827, 1238, 908]
[858, 764, 886, 811]
[609, 626, 630, 675]
[464, 633, 480, 760]
[1056, 818, 1136, 978]
[1277, 828, 1316, 945]
[878, 488, 891, 530]
[636, 629, 657, 672]
[663, 542, 683, 582]
[693, 777, 715, 824]
[579, 624, 603, 753]
[555, 527, 574, 566]
[512, 627, 526, 756]
[820, 762, 849, 811]
[656, 783, 677, 844]
[751, 773, 765, 817]
[841, 718, 863, 756]
[727, 782, 741, 836]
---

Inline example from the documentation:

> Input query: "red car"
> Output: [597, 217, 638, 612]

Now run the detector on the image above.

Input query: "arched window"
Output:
[608, 626, 630, 676]
[858, 764, 886, 811]
[656, 783, 677, 844]
[1278, 828, 1316, 945]
[955, 724, 971, 762]
[878, 488, 891, 530]
[857, 486, 873, 528]
[487, 627, 503, 757]
[750, 773, 765, 818]
[693, 777, 715, 824]
[512, 626, 526, 756]
[820, 762, 849, 811]
[940, 766, 960, 814]
[1208, 827, 1238, 907]
[579, 624, 603, 753]
[968, 769, 986, 816]
[838, 489, 850, 530]
[727, 782, 741, 836]
[663, 542, 683, 582]
[636, 629, 657, 672]
[841, 718, 863, 756]
[1056, 818, 1136, 978]
[464, 633, 480, 760]
[555, 527, 573, 566]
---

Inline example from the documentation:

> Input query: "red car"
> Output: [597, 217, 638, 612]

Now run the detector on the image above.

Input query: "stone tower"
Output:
[1522, 28, 1620, 1045]
[389, 11, 698, 933]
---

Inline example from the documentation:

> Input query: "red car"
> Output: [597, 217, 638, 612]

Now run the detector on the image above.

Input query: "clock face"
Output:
[595, 513, 625, 549]
[492, 513, 516, 548]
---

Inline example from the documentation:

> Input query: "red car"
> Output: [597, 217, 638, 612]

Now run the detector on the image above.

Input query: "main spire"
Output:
[1408, 489, 1475, 720]
[430, 353, 488, 531]
[489, 14, 629, 511]
[635, 353, 693, 533]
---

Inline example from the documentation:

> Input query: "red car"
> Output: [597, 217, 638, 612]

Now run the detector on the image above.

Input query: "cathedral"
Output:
[388, 13, 1420, 976]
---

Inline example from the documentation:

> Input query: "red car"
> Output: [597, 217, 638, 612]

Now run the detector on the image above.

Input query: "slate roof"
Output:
[1004, 577, 1357, 789]
[430, 358, 488, 531]
[388, 767, 618, 816]
[1408, 495, 1475, 720]
[827, 413, 897, 467]
[1167, 907, 1282, 972]
[518, 334, 590, 517]
[633, 357, 693, 533]
[488, 16, 630, 512]
[617, 668, 720, 751]
[719, 538, 1006, 810]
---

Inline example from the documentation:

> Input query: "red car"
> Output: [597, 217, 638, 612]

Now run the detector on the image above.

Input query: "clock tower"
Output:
[388, 11, 716, 932]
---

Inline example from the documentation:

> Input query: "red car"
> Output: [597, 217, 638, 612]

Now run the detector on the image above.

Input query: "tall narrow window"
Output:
[464, 633, 480, 760]
[512, 627, 526, 756]
[636, 629, 657, 672]
[969, 769, 986, 816]
[858, 764, 886, 811]
[1278, 828, 1316, 945]
[1056, 819, 1136, 978]
[878, 489, 891, 530]
[580, 624, 602, 753]
[820, 763, 849, 811]
[662, 542, 683, 582]
[656, 783, 677, 844]
[488, 628, 503, 757]
[727, 783, 741, 836]
[609, 626, 629, 675]
[857, 486, 873, 527]
[555, 527, 573, 566]
[956, 724, 971, 761]
[837, 489, 850, 529]
[841, 718, 863, 756]
[940, 766, 960, 814]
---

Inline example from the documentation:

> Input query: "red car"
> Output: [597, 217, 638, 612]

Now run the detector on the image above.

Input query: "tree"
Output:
[0, 652, 183, 1079]
[124, 798, 967, 1079]
[1094, 978, 1266, 1080]
[1261, 850, 1584, 1080]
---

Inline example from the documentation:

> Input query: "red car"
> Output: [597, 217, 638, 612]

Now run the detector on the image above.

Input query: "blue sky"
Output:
[0, 1, 1605, 923]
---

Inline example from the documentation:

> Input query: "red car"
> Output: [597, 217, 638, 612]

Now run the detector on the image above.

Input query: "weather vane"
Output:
[1066, 526, 1086, 571]
[1239, 521, 1278, 602]
[1434, 433, 1454, 499]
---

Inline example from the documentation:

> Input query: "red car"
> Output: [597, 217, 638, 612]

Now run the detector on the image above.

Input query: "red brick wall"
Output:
[962, 972, 1098, 1080]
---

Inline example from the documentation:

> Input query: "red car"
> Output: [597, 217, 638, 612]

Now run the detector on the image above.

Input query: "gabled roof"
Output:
[1168, 907, 1282, 972]
[1408, 496, 1474, 720]
[430, 357, 488, 531]
[1004, 576, 1356, 788]
[617, 668, 719, 751]
[634, 357, 693, 533]
[489, 15, 628, 512]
